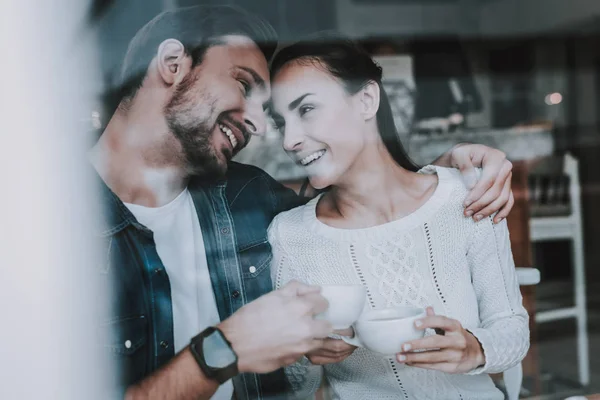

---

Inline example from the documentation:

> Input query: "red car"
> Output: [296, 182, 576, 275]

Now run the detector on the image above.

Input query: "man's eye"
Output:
[272, 118, 285, 132]
[299, 105, 314, 116]
[238, 80, 250, 95]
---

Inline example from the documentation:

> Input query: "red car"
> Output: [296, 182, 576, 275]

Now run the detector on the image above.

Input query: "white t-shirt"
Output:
[125, 189, 233, 400]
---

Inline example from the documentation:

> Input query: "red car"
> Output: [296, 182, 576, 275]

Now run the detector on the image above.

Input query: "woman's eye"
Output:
[299, 104, 314, 116]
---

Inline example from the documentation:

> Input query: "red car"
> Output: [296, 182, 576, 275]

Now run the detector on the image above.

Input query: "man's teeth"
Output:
[300, 150, 326, 166]
[219, 123, 238, 148]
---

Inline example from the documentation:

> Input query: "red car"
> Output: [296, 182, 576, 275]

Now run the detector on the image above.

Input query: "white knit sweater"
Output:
[268, 166, 530, 400]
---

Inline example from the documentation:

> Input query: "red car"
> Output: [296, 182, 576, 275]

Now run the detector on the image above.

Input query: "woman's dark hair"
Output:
[271, 33, 418, 172]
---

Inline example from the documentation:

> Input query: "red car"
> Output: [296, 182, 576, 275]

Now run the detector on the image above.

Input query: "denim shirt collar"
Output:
[93, 169, 150, 237]
[94, 168, 228, 238]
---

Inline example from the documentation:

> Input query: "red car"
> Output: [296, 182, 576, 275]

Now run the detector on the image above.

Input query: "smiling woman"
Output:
[267, 35, 529, 400]
[269, 35, 418, 193]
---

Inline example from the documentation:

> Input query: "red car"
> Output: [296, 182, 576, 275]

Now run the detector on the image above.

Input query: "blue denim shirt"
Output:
[97, 162, 305, 399]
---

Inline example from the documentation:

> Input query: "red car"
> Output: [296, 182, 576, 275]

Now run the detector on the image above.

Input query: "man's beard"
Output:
[164, 74, 227, 180]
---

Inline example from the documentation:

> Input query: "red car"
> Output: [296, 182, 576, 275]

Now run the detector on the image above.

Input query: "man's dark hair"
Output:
[115, 5, 277, 107]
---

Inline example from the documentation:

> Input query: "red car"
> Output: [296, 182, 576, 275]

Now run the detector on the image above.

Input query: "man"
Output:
[90, 5, 514, 400]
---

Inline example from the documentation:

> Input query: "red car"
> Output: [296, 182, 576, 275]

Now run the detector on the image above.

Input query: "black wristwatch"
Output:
[189, 326, 239, 384]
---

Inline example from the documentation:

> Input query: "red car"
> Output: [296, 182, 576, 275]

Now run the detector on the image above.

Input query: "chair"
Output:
[528, 153, 589, 386]
[503, 267, 541, 400]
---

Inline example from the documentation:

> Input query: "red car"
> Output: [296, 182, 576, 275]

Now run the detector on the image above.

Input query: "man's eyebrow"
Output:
[237, 66, 266, 89]
[288, 93, 314, 111]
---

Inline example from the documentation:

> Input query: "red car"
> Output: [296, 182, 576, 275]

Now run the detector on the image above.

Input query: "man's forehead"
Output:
[219, 34, 261, 48]
[206, 35, 270, 85]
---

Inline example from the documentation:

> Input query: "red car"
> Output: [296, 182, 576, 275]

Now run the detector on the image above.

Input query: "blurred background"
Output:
[5, 0, 599, 399]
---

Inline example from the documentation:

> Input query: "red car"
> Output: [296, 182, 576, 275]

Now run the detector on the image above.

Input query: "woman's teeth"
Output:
[300, 150, 326, 166]
[219, 123, 238, 149]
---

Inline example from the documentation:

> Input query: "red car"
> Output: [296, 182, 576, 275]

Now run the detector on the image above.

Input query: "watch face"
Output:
[202, 330, 237, 369]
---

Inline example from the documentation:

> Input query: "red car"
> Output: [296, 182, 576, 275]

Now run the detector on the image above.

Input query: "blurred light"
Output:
[545, 92, 563, 105]
[91, 111, 102, 129]
[448, 113, 464, 125]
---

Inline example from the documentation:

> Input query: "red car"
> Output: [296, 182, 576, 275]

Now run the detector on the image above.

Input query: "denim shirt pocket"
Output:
[238, 239, 274, 302]
[103, 315, 148, 386]
[105, 315, 146, 354]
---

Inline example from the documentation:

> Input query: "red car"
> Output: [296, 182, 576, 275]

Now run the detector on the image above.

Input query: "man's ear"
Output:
[156, 39, 192, 86]
[359, 80, 380, 121]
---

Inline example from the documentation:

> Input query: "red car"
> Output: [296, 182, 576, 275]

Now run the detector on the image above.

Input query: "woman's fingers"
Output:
[397, 349, 461, 364]
[400, 334, 456, 353]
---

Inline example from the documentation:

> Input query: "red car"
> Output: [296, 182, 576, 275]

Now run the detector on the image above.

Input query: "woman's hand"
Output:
[396, 307, 485, 374]
[306, 328, 357, 365]
[434, 143, 514, 224]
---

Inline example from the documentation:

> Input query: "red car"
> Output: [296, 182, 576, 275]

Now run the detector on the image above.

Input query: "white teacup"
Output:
[317, 285, 366, 329]
[342, 307, 426, 354]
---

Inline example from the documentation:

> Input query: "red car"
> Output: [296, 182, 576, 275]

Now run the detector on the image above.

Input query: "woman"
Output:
[267, 36, 529, 400]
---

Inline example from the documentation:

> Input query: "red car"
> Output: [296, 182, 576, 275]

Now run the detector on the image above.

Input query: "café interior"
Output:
[90, 0, 600, 398]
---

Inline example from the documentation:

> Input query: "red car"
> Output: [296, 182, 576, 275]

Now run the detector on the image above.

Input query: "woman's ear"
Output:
[359, 80, 381, 121]
[156, 39, 192, 86]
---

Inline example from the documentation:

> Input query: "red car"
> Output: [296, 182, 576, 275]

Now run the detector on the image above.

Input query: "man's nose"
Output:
[243, 104, 267, 137]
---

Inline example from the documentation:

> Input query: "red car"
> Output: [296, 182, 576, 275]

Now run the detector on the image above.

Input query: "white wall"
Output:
[0, 1, 107, 399]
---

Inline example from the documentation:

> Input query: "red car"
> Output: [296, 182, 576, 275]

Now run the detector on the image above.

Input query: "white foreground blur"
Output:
[0, 1, 108, 398]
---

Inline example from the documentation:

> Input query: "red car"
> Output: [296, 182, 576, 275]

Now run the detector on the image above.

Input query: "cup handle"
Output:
[341, 326, 363, 347]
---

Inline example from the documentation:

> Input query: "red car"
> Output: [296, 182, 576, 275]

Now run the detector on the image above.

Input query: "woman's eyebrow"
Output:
[288, 93, 314, 111]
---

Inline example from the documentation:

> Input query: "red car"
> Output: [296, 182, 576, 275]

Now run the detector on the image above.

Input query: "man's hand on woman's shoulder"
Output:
[435, 143, 514, 224]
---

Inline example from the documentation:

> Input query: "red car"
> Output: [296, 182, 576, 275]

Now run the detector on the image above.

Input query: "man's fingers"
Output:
[281, 280, 321, 296]
[494, 190, 514, 223]
[451, 147, 478, 190]
[465, 159, 512, 211]
[299, 292, 329, 316]
[465, 167, 512, 218]
[464, 167, 500, 211]
[296, 284, 323, 296]
[459, 165, 479, 191]
[310, 319, 334, 339]
[471, 176, 512, 221]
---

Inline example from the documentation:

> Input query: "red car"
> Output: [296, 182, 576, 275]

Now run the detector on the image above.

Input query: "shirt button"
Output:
[220, 227, 230, 235]
[124, 340, 132, 349]
[249, 266, 257, 274]
[160, 340, 169, 349]
[232, 290, 241, 298]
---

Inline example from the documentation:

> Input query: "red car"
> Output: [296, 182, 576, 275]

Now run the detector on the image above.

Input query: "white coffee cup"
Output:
[317, 285, 367, 329]
[342, 307, 426, 354]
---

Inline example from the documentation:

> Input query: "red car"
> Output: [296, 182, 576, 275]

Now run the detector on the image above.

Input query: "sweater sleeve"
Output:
[465, 217, 530, 375]
[267, 216, 324, 398]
